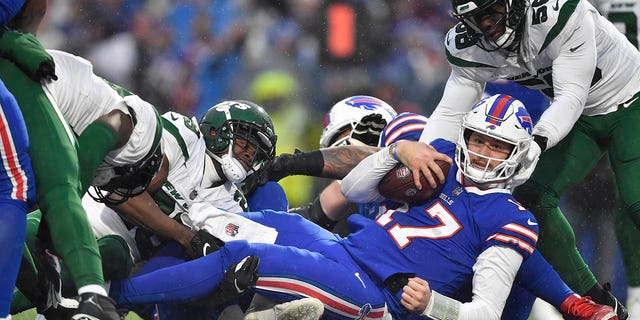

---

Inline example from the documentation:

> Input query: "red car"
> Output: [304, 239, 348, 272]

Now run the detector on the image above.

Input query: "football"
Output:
[378, 160, 451, 205]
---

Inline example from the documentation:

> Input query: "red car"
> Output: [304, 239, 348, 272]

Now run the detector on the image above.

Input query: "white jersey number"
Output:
[377, 202, 462, 249]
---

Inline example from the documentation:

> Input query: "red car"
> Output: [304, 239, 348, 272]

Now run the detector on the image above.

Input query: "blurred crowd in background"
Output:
[34, 0, 627, 304]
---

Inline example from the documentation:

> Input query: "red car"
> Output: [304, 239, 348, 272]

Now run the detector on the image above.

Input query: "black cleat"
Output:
[603, 283, 629, 320]
[32, 241, 63, 313]
[38, 296, 80, 319]
[193, 255, 260, 308]
[71, 293, 120, 320]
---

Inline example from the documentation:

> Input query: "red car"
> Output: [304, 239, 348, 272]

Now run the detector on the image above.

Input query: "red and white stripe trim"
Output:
[485, 232, 535, 255]
[502, 223, 538, 243]
[0, 106, 28, 201]
[255, 277, 387, 319]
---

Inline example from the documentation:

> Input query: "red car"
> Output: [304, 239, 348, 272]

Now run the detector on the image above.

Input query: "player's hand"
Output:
[260, 153, 294, 182]
[189, 229, 224, 259]
[401, 277, 432, 314]
[348, 113, 388, 147]
[395, 141, 452, 190]
[509, 141, 541, 190]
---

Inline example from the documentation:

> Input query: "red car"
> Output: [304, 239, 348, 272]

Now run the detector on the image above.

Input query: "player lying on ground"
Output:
[101, 95, 615, 320]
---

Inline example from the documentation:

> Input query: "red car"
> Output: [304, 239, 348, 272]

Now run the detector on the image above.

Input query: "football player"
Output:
[410, 0, 640, 317]
[599, 2, 640, 316]
[0, 36, 163, 319]
[104, 95, 615, 320]
[292, 95, 397, 233]
[82, 100, 325, 320]
[0, 79, 36, 320]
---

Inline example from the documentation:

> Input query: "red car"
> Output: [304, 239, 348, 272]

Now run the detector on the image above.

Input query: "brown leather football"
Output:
[378, 160, 451, 205]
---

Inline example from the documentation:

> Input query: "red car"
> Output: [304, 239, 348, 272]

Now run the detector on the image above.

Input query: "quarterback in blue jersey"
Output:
[106, 95, 615, 320]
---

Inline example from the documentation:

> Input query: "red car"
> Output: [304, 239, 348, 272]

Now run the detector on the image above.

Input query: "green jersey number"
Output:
[608, 11, 638, 48]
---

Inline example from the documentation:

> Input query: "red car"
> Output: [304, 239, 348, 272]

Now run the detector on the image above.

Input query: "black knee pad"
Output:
[97, 235, 133, 280]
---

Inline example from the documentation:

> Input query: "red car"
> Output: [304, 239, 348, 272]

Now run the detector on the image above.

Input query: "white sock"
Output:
[0, 314, 11, 320]
[78, 284, 108, 296]
[628, 286, 640, 315]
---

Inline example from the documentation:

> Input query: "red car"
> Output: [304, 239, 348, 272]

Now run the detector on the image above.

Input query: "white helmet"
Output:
[320, 95, 397, 148]
[455, 94, 533, 185]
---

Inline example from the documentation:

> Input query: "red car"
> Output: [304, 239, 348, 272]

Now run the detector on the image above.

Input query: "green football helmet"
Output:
[199, 100, 277, 183]
[450, 0, 527, 50]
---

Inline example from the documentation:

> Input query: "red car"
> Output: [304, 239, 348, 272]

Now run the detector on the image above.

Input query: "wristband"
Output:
[390, 142, 400, 162]
[422, 290, 461, 320]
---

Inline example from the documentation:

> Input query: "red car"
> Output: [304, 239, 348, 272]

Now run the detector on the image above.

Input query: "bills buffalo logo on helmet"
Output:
[515, 106, 533, 135]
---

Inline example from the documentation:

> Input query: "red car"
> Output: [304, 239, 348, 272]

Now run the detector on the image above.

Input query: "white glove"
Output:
[509, 141, 542, 190]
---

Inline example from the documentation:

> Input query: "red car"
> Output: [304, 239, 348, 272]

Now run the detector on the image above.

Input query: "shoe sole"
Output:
[71, 314, 101, 320]
[245, 297, 324, 320]
[274, 298, 324, 320]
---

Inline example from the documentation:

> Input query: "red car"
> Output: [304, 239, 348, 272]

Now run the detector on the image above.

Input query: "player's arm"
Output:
[419, 68, 484, 145]
[7, 0, 46, 34]
[110, 191, 195, 252]
[265, 145, 379, 182]
[404, 246, 523, 320]
[533, 9, 596, 150]
[291, 180, 358, 230]
[106, 158, 198, 256]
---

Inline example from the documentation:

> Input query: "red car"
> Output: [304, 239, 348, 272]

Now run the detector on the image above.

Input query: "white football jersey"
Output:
[154, 111, 247, 217]
[421, 0, 640, 148]
[43, 50, 160, 168]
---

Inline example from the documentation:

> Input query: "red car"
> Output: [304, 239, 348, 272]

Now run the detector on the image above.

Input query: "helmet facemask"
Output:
[455, 128, 527, 185]
[452, 0, 527, 51]
[454, 94, 533, 186]
[199, 100, 277, 184]
[207, 119, 276, 184]
[89, 145, 163, 206]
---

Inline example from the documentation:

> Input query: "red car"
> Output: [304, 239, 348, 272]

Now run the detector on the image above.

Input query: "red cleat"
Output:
[560, 294, 618, 320]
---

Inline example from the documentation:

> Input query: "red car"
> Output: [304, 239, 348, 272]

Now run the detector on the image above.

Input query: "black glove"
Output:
[189, 229, 224, 259]
[261, 149, 324, 182]
[348, 113, 388, 147]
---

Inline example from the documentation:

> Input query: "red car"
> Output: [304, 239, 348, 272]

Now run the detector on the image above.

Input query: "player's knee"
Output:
[513, 182, 560, 213]
[98, 235, 133, 280]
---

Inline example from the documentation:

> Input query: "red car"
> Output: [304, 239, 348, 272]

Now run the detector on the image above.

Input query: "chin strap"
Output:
[206, 147, 248, 184]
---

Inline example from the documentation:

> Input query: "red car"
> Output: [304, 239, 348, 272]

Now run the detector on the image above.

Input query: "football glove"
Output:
[189, 229, 224, 259]
[348, 113, 388, 147]
[509, 141, 541, 190]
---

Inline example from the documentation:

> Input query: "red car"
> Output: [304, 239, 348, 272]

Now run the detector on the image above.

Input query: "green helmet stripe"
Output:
[161, 118, 190, 161]
[539, 0, 580, 54]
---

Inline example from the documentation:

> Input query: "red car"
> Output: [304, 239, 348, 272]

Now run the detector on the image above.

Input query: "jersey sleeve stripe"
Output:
[502, 223, 538, 242]
[383, 123, 427, 147]
[486, 233, 535, 255]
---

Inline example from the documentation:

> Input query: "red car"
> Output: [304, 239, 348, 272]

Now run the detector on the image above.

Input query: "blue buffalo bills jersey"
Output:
[344, 139, 538, 309]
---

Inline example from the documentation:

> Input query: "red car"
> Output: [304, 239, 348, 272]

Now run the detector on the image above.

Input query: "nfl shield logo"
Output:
[225, 223, 239, 237]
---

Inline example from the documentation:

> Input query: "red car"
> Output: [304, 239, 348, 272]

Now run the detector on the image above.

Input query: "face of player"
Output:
[467, 131, 513, 171]
[473, 1, 508, 42]
[230, 138, 258, 171]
